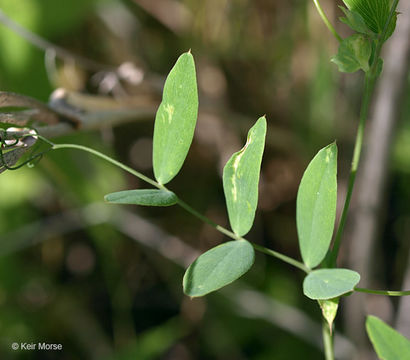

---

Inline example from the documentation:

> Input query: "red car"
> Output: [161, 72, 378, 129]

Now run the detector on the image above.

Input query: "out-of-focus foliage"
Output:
[0, 0, 100, 98]
[0, 0, 408, 359]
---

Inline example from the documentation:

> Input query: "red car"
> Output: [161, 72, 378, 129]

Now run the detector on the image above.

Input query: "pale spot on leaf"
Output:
[164, 104, 175, 124]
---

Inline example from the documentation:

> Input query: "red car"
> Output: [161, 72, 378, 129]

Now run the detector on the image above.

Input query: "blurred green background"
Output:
[0, 0, 408, 359]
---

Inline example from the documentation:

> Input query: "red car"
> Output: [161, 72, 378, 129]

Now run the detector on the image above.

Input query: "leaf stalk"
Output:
[43, 138, 309, 273]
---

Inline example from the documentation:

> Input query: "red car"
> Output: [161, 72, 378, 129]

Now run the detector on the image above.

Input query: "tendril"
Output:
[0, 127, 51, 170]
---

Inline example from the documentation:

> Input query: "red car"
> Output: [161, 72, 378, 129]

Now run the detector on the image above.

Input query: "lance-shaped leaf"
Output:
[223, 117, 266, 237]
[331, 34, 371, 73]
[303, 268, 360, 300]
[183, 240, 255, 297]
[296, 143, 337, 268]
[366, 315, 410, 360]
[153, 52, 198, 185]
[104, 189, 178, 206]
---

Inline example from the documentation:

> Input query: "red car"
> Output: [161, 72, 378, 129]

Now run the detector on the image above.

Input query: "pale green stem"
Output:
[45, 140, 309, 273]
[355, 287, 410, 296]
[327, 74, 376, 266]
[177, 198, 310, 273]
[51, 143, 160, 188]
[327, 0, 400, 267]
[252, 244, 310, 273]
[322, 320, 334, 360]
[312, 0, 342, 42]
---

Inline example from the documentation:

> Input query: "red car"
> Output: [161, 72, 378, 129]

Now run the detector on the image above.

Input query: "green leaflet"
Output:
[183, 240, 255, 297]
[222, 117, 266, 237]
[303, 268, 360, 300]
[104, 189, 178, 206]
[152, 52, 199, 185]
[366, 316, 410, 360]
[339, 6, 374, 35]
[296, 143, 337, 268]
[331, 34, 372, 73]
[342, 0, 394, 36]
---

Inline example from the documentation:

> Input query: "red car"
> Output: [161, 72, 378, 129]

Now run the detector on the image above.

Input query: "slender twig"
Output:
[355, 287, 410, 296]
[312, 0, 342, 42]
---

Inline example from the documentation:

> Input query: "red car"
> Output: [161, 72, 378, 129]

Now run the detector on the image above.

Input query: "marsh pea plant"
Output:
[5, 0, 409, 359]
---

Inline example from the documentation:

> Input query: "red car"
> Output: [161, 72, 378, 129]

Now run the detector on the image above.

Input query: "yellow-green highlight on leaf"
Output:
[296, 143, 337, 268]
[303, 268, 360, 300]
[366, 315, 410, 360]
[183, 240, 255, 297]
[222, 116, 266, 237]
[331, 34, 371, 73]
[104, 189, 178, 207]
[152, 52, 198, 185]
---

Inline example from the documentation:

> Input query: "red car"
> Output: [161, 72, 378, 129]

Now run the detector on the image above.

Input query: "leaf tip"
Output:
[104, 194, 113, 203]
[259, 115, 267, 125]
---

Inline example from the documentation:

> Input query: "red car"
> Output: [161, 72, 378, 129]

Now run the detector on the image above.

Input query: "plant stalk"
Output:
[51, 143, 161, 189]
[355, 287, 410, 296]
[47, 140, 309, 273]
[327, 74, 376, 266]
[322, 319, 334, 360]
[177, 198, 310, 273]
[312, 0, 342, 42]
[327, 0, 400, 267]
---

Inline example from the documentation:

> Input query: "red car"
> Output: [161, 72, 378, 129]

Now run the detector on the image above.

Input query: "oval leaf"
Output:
[104, 189, 177, 206]
[366, 315, 410, 360]
[153, 52, 199, 185]
[183, 240, 255, 297]
[222, 117, 266, 237]
[297, 143, 337, 268]
[303, 268, 360, 300]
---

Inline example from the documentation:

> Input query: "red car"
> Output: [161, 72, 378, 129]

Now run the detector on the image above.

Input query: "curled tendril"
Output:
[1, 134, 20, 147]
[0, 127, 52, 170]
[0, 129, 14, 147]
